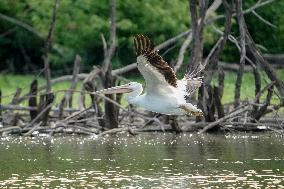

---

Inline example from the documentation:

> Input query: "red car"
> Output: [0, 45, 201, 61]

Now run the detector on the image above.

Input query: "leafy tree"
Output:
[0, 0, 283, 74]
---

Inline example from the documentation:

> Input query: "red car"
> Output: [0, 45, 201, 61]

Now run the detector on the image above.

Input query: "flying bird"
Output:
[98, 35, 203, 116]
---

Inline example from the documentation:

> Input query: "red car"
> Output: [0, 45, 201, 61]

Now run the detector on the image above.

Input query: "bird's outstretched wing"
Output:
[177, 75, 203, 100]
[177, 67, 203, 99]
[184, 75, 203, 96]
[134, 35, 178, 95]
[180, 57, 204, 98]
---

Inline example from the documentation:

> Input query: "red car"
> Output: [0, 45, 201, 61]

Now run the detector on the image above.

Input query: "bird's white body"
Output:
[129, 93, 185, 115]
[122, 80, 199, 115]
[134, 95, 183, 115]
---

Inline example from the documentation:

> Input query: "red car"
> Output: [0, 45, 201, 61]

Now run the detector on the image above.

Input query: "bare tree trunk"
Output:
[102, 0, 118, 129]
[28, 80, 38, 120]
[186, 0, 208, 73]
[213, 86, 224, 118]
[234, 0, 246, 108]
[252, 64, 261, 114]
[0, 90, 2, 124]
[44, 0, 60, 93]
[214, 67, 225, 118]
[218, 67, 224, 98]
[38, 0, 60, 125]
[36, 93, 55, 125]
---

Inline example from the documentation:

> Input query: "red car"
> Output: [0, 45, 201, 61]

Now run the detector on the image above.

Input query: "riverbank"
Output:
[1, 70, 284, 104]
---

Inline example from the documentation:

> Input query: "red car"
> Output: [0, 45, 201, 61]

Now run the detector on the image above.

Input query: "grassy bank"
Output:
[0, 74, 86, 106]
[1, 70, 283, 106]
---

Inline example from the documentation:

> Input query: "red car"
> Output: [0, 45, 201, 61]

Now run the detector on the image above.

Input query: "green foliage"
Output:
[0, 0, 190, 73]
[0, 0, 284, 73]
[244, 0, 284, 53]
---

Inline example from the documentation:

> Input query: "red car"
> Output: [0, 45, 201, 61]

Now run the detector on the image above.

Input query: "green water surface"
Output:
[0, 133, 284, 188]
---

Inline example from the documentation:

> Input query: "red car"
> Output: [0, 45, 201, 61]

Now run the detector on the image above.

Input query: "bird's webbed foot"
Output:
[179, 104, 203, 117]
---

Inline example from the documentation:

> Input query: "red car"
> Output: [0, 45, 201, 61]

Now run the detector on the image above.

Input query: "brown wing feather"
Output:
[134, 35, 177, 88]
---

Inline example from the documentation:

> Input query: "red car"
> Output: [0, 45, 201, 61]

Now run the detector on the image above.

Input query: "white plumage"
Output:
[98, 35, 203, 116]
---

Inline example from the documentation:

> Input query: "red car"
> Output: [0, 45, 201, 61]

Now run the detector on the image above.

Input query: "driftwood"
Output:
[0, 104, 91, 114]
[97, 127, 135, 137]
[24, 101, 54, 129]
[199, 105, 250, 133]
[23, 121, 42, 136]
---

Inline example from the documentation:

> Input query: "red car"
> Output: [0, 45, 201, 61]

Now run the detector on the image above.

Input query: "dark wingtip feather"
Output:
[133, 35, 178, 88]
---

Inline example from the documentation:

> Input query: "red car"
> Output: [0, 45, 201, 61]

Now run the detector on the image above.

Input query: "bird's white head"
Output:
[97, 82, 143, 104]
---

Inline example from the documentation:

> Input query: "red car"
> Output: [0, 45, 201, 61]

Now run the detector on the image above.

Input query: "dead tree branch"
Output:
[252, 85, 274, 121]
[174, 32, 192, 72]
[246, 34, 284, 104]
[0, 13, 42, 39]
[58, 55, 81, 119]
[23, 101, 54, 129]
[207, 0, 275, 24]
[252, 10, 276, 28]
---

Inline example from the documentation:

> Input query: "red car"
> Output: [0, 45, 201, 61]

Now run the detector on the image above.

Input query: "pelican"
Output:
[98, 35, 203, 116]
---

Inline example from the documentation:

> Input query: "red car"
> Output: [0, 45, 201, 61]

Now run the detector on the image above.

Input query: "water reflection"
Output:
[0, 133, 284, 188]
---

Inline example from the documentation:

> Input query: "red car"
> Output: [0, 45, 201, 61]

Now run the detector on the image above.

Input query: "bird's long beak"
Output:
[96, 84, 133, 94]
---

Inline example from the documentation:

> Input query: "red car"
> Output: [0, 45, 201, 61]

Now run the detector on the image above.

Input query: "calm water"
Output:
[0, 133, 284, 188]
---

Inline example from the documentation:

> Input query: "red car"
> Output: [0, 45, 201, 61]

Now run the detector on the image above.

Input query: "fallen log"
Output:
[0, 104, 97, 113]
[263, 54, 284, 65]
[199, 105, 250, 133]
[23, 121, 42, 136]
